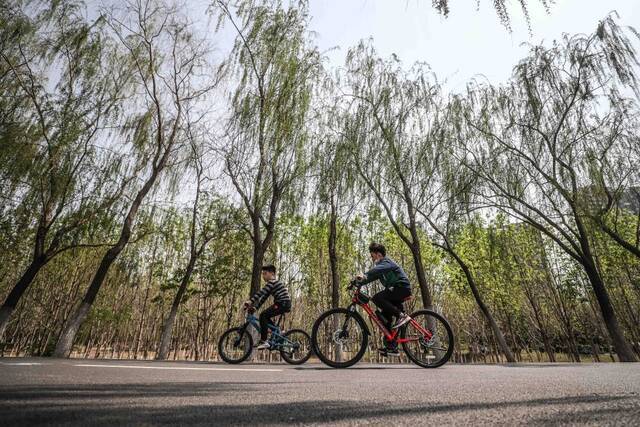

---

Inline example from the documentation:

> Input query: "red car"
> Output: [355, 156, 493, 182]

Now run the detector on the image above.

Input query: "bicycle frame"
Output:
[348, 286, 433, 344]
[242, 313, 292, 350]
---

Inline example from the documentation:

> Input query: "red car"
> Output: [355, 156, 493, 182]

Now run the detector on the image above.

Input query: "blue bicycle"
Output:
[217, 307, 312, 365]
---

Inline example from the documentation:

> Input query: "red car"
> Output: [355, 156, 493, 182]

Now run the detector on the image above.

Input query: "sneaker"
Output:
[392, 313, 411, 329]
[378, 347, 400, 357]
[256, 341, 271, 350]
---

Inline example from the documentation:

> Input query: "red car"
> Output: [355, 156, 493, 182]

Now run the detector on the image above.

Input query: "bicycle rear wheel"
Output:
[401, 310, 453, 368]
[218, 327, 253, 364]
[280, 329, 312, 365]
[311, 308, 368, 368]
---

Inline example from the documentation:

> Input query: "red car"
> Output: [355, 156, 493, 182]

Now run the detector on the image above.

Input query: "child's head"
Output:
[261, 264, 277, 281]
[368, 242, 386, 263]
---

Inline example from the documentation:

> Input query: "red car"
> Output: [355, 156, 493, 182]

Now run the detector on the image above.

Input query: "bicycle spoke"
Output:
[312, 309, 367, 368]
[401, 311, 453, 368]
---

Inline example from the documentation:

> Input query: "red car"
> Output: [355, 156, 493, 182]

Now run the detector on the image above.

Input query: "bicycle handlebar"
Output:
[347, 279, 365, 291]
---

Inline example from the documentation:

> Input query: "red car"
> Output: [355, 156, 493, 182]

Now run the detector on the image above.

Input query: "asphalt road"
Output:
[0, 358, 639, 426]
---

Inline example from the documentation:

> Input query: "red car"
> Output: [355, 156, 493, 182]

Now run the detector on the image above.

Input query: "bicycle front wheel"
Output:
[218, 327, 253, 364]
[280, 329, 312, 365]
[401, 310, 454, 368]
[311, 308, 368, 368]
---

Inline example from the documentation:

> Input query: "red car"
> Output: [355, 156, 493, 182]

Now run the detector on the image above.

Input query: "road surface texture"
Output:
[0, 358, 639, 426]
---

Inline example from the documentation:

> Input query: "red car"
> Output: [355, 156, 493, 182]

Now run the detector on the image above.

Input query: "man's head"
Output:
[261, 264, 277, 281]
[368, 242, 386, 263]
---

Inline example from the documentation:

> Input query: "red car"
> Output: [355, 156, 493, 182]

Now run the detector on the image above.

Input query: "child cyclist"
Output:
[244, 264, 291, 350]
[355, 242, 412, 357]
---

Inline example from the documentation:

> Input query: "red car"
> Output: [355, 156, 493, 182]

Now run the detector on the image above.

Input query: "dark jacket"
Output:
[361, 257, 411, 289]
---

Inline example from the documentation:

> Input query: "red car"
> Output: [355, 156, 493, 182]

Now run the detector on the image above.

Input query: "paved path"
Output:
[1, 358, 639, 425]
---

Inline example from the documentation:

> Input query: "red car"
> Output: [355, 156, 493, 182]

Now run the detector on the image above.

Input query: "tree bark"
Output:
[157, 256, 197, 360]
[250, 240, 266, 297]
[527, 293, 555, 362]
[446, 247, 516, 363]
[54, 163, 161, 358]
[582, 259, 637, 362]
[0, 256, 47, 338]
[328, 198, 340, 309]
[408, 238, 433, 310]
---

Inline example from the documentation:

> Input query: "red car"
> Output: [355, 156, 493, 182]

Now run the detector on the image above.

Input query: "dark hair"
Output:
[368, 242, 386, 257]
[261, 264, 276, 274]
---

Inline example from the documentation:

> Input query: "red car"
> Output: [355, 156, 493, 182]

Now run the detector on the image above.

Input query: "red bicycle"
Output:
[311, 280, 454, 368]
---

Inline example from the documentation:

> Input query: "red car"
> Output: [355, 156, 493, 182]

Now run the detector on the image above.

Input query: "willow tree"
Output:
[214, 0, 320, 295]
[54, 0, 219, 357]
[343, 42, 447, 310]
[585, 104, 640, 261]
[419, 139, 517, 362]
[0, 1, 133, 338]
[311, 75, 358, 309]
[462, 15, 639, 361]
[156, 121, 236, 360]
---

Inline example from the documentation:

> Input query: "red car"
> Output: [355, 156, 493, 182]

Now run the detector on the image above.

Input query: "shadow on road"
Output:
[0, 382, 637, 425]
[293, 366, 422, 371]
[0, 381, 284, 400]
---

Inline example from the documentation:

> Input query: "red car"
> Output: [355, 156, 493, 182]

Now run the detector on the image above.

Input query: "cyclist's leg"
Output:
[259, 305, 279, 342]
[387, 287, 412, 314]
[372, 290, 397, 351]
[372, 288, 401, 320]
[387, 287, 412, 329]
[259, 304, 290, 342]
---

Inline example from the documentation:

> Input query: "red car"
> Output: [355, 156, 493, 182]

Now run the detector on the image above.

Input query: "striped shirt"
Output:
[250, 279, 291, 309]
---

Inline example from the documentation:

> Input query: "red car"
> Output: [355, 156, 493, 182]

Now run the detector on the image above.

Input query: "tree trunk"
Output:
[53, 143, 166, 358]
[408, 238, 433, 310]
[530, 297, 555, 362]
[53, 226, 133, 357]
[328, 200, 340, 309]
[157, 257, 197, 360]
[583, 261, 637, 362]
[447, 248, 516, 363]
[250, 245, 265, 297]
[0, 257, 47, 338]
[134, 284, 151, 359]
[54, 301, 92, 358]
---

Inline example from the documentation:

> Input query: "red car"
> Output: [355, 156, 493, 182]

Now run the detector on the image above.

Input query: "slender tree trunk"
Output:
[408, 237, 433, 310]
[134, 237, 158, 358]
[528, 295, 555, 362]
[0, 256, 47, 338]
[55, 201, 147, 356]
[157, 257, 197, 360]
[573, 214, 637, 362]
[447, 248, 516, 363]
[250, 243, 265, 296]
[328, 199, 340, 309]
[134, 284, 151, 359]
[582, 260, 637, 362]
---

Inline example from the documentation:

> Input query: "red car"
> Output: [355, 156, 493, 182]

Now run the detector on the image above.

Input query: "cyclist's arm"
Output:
[359, 262, 390, 285]
[249, 282, 274, 309]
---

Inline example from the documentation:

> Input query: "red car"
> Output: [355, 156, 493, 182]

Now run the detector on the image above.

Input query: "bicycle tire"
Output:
[280, 329, 312, 365]
[311, 308, 368, 368]
[400, 310, 454, 368]
[218, 327, 253, 364]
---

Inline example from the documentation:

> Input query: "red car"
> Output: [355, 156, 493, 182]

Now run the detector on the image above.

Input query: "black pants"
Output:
[259, 303, 290, 341]
[372, 287, 411, 347]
